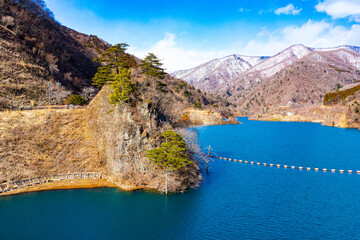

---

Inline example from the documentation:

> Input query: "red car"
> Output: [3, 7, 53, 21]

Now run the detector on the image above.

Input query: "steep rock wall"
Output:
[85, 86, 202, 192]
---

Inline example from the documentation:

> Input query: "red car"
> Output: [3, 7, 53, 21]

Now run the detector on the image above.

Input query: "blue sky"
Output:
[44, 0, 360, 72]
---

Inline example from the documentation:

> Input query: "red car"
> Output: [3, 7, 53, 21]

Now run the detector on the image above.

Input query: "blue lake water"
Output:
[1, 117, 360, 239]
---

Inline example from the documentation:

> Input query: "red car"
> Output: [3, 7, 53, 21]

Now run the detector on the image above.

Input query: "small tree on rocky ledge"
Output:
[146, 130, 192, 195]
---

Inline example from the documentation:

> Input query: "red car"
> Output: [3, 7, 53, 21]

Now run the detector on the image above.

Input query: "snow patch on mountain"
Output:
[245, 45, 311, 79]
[171, 54, 269, 89]
[311, 45, 360, 54]
[172, 44, 360, 93]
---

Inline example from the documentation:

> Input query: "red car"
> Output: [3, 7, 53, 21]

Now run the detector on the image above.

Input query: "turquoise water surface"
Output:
[1, 117, 360, 239]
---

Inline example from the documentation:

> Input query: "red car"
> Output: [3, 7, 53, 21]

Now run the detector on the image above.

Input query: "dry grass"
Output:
[0, 109, 106, 183]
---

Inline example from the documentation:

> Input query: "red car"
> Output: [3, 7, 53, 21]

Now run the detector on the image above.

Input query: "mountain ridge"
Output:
[172, 44, 360, 128]
[171, 54, 269, 92]
[172, 44, 360, 94]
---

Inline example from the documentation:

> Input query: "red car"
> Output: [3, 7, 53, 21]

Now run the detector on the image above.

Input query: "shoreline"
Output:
[0, 178, 162, 197]
[0, 179, 124, 197]
[245, 115, 359, 130]
[1, 115, 356, 198]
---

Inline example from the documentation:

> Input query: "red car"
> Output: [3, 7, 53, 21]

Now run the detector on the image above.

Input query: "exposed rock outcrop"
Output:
[84, 86, 202, 192]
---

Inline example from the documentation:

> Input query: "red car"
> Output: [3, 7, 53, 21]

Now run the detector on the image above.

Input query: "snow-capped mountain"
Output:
[219, 45, 360, 116]
[311, 45, 360, 54]
[171, 54, 268, 92]
[173, 44, 360, 94]
[243, 44, 312, 80]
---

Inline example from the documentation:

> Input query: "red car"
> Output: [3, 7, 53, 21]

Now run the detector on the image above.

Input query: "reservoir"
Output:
[1, 117, 360, 239]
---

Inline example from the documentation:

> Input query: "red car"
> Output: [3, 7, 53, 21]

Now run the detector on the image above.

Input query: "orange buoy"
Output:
[323, 168, 327, 172]
[251, 161, 254, 165]
[229, 159, 232, 161]
[340, 170, 344, 173]
[331, 169, 335, 173]
[315, 168, 319, 171]
[291, 166, 295, 169]
[270, 164, 273, 167]
[220, 157, 223, 159]
[299, 166, 303, 170]
[277, 164, 281, 168]
[234, 159, 237, 162]
[239, 160, 243, 163]
[306, 167, 311, 171]
[357, 170, 360, 174]
[348, 170, 353, 174]
[224, 158, 227, 161]
[263, 163, 267, 166]
[284, 165, 288, 169]
[257, 162, 261, 165]
[245, 161, 248, 164]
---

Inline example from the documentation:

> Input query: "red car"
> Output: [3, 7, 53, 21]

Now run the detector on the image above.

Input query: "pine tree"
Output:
[92, 43, 137, 104]
[146, 130, 192, 195]
[109, 68, 135, 104]
[140, 53, 165, 79]
[92, 43, 136, 87]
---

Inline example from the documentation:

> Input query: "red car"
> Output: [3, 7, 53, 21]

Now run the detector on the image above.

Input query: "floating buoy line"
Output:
[193, 152, 360, 175]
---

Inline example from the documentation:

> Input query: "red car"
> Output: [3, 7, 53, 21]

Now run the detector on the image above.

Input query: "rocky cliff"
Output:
[0, 68, 235, 193]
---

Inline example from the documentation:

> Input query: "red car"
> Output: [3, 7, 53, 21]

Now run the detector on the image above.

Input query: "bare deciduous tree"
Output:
[178, 128, 201, 153]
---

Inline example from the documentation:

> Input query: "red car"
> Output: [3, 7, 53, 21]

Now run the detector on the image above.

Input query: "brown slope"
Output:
[225, 49, 360, 128]
[232, 49, 360, 113]
[0, 0, 110, 110]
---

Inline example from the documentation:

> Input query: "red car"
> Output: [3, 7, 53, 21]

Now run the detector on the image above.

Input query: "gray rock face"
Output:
[85, 86, 201, 193]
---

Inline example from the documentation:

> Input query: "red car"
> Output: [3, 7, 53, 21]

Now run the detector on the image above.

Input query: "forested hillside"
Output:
[0, 0, 109, 110]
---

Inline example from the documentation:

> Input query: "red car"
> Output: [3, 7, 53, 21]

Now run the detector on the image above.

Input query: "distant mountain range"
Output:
[172, 44, 360, 93]
[171, 44, 360, 128]
[172, 55, 269, 92]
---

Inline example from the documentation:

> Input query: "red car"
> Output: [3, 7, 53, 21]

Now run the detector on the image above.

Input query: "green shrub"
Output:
[183, 90, 192, 98]
[64, 94, 86, 105]
[194, 100, 202, 108]
[178, 81, 187, 89]
[323, 84, 360, 105]
[156, 81, 168, 93]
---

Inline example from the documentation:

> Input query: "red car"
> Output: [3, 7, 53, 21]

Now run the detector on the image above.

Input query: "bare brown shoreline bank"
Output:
[0, 179, 119, 197]
[248, 115, 358, 129]
[0, 178, 156, 197]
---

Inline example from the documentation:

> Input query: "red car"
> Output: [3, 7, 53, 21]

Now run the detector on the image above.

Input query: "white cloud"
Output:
[129, 21, 360, 71]
[315, 0, 360, 21]
[275, 3, 302, 15]
[243, 20, 360, 56]
[128, 33, 229, 72]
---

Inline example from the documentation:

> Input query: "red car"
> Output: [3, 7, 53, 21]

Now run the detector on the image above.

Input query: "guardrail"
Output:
[0, 172, 102, 194]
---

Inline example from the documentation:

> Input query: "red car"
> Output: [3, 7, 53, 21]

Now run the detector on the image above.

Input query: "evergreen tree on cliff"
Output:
[140, 53, 165, 79]
[92, 43, 137, 104]
[146, 130, 192, 195]
[92, 43, 136, 87]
